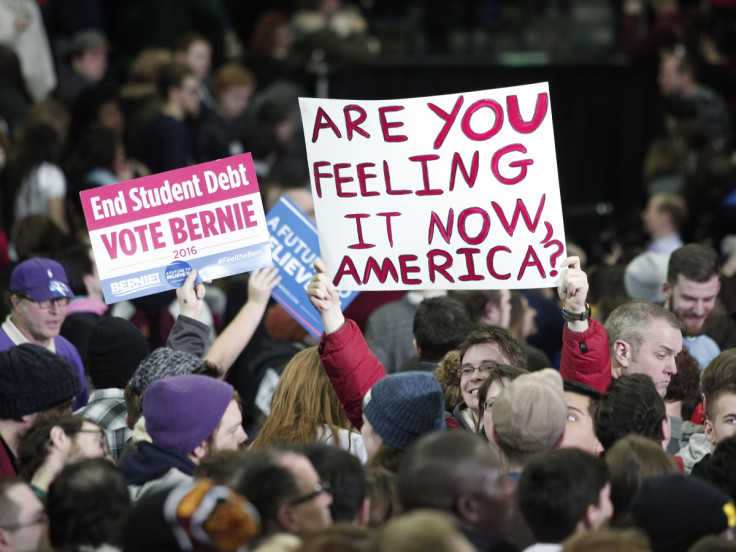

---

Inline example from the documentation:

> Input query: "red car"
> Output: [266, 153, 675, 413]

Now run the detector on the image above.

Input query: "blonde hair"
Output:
[250, 347, 353, 450]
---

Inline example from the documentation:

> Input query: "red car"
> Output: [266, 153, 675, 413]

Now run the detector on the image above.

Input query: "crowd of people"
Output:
[2, 1, 736, 552]
[0, 239, 735, 551]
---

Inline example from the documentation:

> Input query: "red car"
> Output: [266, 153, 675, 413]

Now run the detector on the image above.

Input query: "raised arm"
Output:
[308, 260, 386, 428]
[558, 256, 612, 392]
[307, 260, 346, 334]
[167, 269, 212, 357]
[204, 266, 281, 377]
[558, 256, 590, 333]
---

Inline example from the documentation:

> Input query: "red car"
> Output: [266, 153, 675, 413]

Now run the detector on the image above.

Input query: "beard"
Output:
[675, 309, 707, 337]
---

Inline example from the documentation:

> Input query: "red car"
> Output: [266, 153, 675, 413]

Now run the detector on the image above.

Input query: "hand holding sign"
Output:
[307, 260, 346, 335]
[176, 269, 206, 319]
[557, 256, 587, 310]
[558, 256, 590, 331]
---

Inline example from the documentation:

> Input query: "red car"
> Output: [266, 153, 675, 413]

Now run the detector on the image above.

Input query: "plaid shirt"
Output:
[74, 388, 130, 463]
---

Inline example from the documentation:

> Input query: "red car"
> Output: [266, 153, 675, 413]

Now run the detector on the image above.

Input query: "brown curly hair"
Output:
[433, 350, 463, 412]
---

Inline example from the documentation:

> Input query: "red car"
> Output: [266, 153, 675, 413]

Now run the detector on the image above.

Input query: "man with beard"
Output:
[120, 374, 247, 501]
[16, 415, 109, 499]
[663, 244, 721, 370]
[0, 344, 83, 478]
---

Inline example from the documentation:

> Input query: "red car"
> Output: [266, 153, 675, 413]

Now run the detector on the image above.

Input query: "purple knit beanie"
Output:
[143, 374, 233, 455]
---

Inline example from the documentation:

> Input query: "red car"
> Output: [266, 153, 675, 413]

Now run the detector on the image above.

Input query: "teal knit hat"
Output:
[362, 372, 446, 451]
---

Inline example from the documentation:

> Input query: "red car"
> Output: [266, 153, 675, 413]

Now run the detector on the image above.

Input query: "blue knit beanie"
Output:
[362, 372, 445, 451]
[143, 374, 234, 456]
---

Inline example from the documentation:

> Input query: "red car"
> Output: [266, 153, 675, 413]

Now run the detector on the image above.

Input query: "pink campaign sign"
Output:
[80, 154, 273, 304]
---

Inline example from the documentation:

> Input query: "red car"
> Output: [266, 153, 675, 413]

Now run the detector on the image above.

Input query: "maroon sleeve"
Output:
[560, 318, 612, 393]
[319, 319, 387, 429]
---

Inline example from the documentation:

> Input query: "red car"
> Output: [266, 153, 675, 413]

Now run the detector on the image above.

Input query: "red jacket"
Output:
[319, 319, 387, 430]
[559, 318, 612, 393]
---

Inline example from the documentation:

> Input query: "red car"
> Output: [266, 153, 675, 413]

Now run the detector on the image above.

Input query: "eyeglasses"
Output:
[75, 428, 109, 452]
[17, 293, 70, 310]
[286, 481, 331, 507]
[1, 512, 47, 531]
[456, 363, 514, 379]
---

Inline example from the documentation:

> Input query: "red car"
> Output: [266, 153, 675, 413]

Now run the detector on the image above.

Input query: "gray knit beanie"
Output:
[0, 344, 82, 418]
[362, 372, 446, 451]
[128, 348, 203, 396]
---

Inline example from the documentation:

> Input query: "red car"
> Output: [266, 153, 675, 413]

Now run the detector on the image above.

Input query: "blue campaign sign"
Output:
[266, 196, 359, 338]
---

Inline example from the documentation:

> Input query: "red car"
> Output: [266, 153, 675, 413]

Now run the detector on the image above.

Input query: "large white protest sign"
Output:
[299, 82, 566, 290]
[80, 154, 273, 304]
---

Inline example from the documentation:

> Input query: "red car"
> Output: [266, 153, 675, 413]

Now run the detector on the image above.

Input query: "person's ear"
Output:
[662, 281, 671, 302]
[49, 425, 69, 451]
[705, 418, 716, 446]
[483, 301, 498, 325]
[356, 497, 371, 527]
[455, 492, 481, 525]
[190, 442, 207, 462]
[660, 416, 672, 451]
[582, 503, 596, 530]
[276, 504, 298, 533]
[612, 340, 631, 373]
[19, 412, 38, 425]
[413, 338, 421, 358]
[582, 501, 603, 530]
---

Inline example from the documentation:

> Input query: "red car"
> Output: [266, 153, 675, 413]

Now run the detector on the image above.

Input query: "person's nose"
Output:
[471, 367, 485, 381]
[665, 359, 678, 375]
